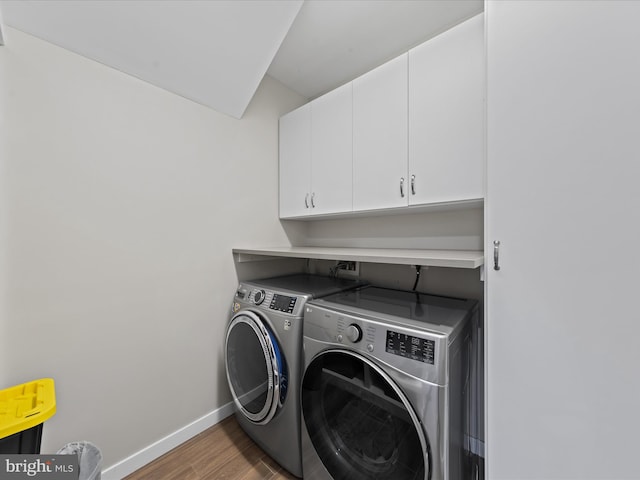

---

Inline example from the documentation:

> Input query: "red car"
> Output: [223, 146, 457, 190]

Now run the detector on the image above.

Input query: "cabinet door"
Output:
[311, 82, 353, 215]
[279, 104, 311, 218]
[487, 2, 640, 479]
[353, 54, 408, 211]
[409, 14, 483, 205]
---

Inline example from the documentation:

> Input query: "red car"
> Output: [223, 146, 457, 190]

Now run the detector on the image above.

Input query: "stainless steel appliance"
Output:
[301, 286, 479, 480]
[224, 274, 363, 478]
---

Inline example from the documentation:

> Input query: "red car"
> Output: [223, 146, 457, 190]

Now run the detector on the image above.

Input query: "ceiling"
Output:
[0, 0, 483, 119]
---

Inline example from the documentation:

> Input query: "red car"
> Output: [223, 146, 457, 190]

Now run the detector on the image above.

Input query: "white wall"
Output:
[299, 207, 483, 250]
[0, 26, 306, 470]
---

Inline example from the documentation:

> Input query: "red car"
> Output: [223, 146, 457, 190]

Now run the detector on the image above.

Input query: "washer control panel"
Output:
[304, 303, 447, 384]
[335, 315, 376, 351]
[345, 324, 363, 343]
[385, 330, 435, 365]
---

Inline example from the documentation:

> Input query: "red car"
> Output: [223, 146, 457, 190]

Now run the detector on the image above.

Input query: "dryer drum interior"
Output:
[302, 351, 429, 480]
[225, 312, 287, 424]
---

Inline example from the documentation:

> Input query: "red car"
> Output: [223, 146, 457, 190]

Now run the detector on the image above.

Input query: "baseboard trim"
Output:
[102, 402, 235, 480]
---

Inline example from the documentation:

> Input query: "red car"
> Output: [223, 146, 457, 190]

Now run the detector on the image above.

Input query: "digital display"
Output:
[270, 294, 296, 313]
[386, 330, 435, 364]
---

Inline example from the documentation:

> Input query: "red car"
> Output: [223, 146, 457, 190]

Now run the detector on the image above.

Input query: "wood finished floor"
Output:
[124, 415, 299, 480]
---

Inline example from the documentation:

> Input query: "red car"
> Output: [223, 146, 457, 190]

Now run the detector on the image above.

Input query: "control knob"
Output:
[253, 289, 266, 305]
[345, 324, 363, 343]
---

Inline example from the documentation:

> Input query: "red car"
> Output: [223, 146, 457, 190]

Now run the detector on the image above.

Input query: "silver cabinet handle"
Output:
[311, 192, 315, 208]
[305, 193, 309, 208]
[411, 174, 416, 195]
[493, 240, 501, 271]
[400, 177, 405, 198]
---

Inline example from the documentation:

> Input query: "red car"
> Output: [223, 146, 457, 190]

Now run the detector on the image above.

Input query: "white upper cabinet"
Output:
[279, 104, 311, 218]
[279, 84, 353, 219]
[409, 14, 484, 205]
[310, 82, 353, 215]
[353, 54, 409, 211]
[279, 14, 484, 219]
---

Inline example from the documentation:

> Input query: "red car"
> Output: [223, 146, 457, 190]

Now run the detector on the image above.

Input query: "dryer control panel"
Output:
[234, 286, 306, 317]
[249, 289, 298, 314]
[269, 294, 297, 314]
[235, 275, 364, 319]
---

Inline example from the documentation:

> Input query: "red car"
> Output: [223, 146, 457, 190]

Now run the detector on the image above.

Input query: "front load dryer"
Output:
[301, 286, 479, 480]
[224, 274, 363, 478]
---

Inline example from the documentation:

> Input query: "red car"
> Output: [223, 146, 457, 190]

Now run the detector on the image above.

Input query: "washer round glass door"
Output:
[225, 310, 287, 425]
[302, 350, 429, 480]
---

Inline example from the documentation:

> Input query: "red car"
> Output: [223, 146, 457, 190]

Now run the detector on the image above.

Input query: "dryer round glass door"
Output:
[225, 310, 288, 425]
[302, 350, 429, 480]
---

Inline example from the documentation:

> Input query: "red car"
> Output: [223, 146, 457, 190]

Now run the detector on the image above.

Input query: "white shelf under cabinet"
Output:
[232, 246, 484, 269]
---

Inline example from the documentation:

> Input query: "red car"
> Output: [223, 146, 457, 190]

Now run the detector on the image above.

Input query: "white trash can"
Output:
[57, 441, 102, 480]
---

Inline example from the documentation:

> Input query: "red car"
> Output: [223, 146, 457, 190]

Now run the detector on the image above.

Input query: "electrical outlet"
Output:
[335, 261, 359, 278]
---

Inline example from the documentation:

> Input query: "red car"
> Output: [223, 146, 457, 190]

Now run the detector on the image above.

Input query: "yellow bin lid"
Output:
[0, 378, 56, 439]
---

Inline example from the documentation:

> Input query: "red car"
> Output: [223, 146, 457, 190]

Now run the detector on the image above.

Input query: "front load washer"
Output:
[301, 286, 479, 480]
[224, 274, 363, 478]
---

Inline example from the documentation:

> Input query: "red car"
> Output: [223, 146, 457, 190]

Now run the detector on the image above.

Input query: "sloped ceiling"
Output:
[0, 0, 483, 118]
[0, 0, 303, 118]
[268, 0, 483, 100]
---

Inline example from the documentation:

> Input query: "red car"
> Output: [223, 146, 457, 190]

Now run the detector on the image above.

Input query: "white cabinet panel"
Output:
[409, 14, 483, 205]
[486, 2, 640, 479]
[279, 104, 311, 218]
[353, 54, 408, 211]
[311, 82, 352, 215]
[280, 16, 483, 219]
